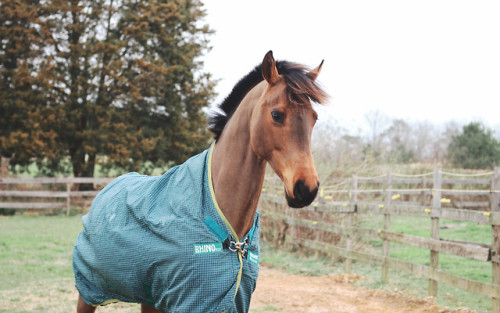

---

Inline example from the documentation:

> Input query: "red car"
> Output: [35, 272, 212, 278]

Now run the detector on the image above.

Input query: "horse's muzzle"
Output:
[285, 180, 319, 208]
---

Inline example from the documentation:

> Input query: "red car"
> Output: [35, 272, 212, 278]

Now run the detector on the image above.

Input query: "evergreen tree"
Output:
[0, 0, 62, 173]
[447, 122, 500, 169]
[0, 0, 214, 179]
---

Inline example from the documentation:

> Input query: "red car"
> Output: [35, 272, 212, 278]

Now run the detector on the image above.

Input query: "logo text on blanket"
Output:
[194, 242, 223, 254]
[248, 251, 259, 265]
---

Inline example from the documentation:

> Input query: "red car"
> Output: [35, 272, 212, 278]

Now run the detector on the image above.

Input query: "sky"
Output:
[201, 0, 500, 133]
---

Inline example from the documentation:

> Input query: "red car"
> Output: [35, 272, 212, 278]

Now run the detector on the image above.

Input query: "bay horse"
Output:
[74, 51, 327, 313]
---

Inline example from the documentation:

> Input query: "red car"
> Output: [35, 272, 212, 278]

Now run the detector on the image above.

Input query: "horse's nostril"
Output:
[293, 180, 319, 203]
[286, 180, 319, 208]
[293, 180, 304, 201]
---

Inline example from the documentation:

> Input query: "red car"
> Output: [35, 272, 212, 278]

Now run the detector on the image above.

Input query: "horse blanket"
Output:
[73, 145, 260, 313]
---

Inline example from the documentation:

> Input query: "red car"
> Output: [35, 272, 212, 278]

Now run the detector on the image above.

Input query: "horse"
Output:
[74, 50, 328, 313]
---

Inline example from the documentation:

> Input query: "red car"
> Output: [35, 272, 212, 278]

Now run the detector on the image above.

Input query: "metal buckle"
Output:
[229, 237, 249, 257]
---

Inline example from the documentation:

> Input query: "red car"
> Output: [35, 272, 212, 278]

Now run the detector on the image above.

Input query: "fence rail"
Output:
[3, 169, 500, 311]
[0, 177, 114, 215]
[260, 167, 500, 312]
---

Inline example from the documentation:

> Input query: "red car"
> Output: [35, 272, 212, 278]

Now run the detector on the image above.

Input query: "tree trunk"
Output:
[71, 150, 96, 191]
[0, 156, 10, 177]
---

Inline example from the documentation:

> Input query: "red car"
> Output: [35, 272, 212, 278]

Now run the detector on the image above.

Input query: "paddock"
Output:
[1, 168, 498, 312]
[0, 215, 468, 313]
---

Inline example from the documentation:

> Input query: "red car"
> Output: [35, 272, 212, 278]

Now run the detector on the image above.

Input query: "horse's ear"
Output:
[307, 60, 324, 81]
[262, 50, 279, 85]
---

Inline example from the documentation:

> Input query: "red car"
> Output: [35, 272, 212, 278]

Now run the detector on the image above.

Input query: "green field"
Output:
[0, 214, 491, 312]
[355, 214, 492, 312]
[0, 215, 139, 313]
[358, 214, 493, 282]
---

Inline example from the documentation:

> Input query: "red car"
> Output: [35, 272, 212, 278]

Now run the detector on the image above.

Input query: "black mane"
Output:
[207, 60, 327, 140]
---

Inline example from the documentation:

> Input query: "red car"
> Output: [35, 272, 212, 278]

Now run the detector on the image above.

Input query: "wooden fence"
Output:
[260, 167, 500, 312]
[2, 169, 500, 311]
[0, 177, 114, 215]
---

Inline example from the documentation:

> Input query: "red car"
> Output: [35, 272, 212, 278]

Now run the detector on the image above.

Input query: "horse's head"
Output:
[250, 51, 327, 208]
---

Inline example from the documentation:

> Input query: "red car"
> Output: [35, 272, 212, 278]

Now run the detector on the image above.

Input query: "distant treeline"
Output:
[313, 114, 500, 169]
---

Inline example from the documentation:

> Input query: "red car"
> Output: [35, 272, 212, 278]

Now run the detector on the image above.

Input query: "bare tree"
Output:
[382, 119, 415, 163]
[312, 119, 347, 163]
[432, 121, 460, 163]
[364, 110, 390, 158]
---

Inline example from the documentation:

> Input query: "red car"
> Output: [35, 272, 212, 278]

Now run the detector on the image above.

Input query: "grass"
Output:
[361, 214, 493, 284]
[0, 215, 78, 290]
[260, 210, 493, 312]
[0, 214, 493, 312]
[0, 215, 79, 313]
[351, 214, 492, 312]
[0, 215, 138, 313]
[260, 243, 340, 277]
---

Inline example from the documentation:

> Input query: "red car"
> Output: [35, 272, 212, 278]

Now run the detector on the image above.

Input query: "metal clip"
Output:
[229, 237, 249, 257]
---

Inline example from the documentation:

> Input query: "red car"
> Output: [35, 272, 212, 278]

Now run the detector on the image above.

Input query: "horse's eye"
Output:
[271, 111, 285, 123]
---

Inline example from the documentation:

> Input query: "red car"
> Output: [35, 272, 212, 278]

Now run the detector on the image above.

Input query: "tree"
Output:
[412, 121, 436, 162]
[382, 119, 415, 164]
[364, 110, 389, 158]
[430, 121, 459, 163]
[447, 122, 500, 169]
[0, 0, 62, 174]
[0, 0, 214, 179]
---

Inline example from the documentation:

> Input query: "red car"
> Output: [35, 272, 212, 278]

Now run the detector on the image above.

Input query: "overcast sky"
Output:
[201, 0, 500, 133]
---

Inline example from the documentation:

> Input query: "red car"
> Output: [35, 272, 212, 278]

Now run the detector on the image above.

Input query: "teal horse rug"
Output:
[73, 145, 260, 313]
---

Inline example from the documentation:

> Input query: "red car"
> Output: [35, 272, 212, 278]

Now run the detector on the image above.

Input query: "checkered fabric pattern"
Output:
[73, 146, 260, 313]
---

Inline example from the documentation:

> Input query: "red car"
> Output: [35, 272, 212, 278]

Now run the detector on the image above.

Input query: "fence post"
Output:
[0, 157, 8, 211]
[429, 167, 442, 297]
[421, 176, 428, 207]
[382, 171, 392, 283]
[287, 199, 296, 250]
[491, 167, 500, 313]
[345, 174, 358, 274]
[315, 188, 324, 258]
[66, 181, 71, 216]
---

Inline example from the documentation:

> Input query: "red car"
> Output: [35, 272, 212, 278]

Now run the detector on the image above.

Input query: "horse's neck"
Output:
[211, 83, 267, 239]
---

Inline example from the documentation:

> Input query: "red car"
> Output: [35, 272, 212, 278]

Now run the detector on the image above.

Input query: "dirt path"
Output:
[250, 267, 476, 313]
[0, 266, 477, 313]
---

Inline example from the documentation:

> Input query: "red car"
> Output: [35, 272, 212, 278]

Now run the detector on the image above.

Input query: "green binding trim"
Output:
[95, 299, 120, 307]
[248, 215, 258, 242]
[204, 217, 228, 242]
[207, 143, 239, 241]
[207, 143, 243, 298]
